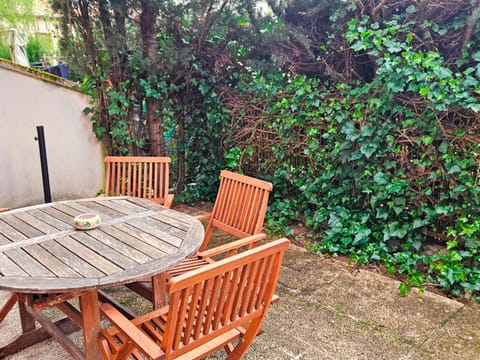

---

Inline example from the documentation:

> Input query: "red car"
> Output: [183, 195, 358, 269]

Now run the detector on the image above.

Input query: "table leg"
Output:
[152, 272, 169, 309]
[0, 293, 17, 323]
[79, 290, 102, 359]
[18, 294, 36, 333]
[0, 293, 80, 358]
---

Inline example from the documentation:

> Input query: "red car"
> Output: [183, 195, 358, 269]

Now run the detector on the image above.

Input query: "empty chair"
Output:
[126, 170, 273, 308]
[104, 156, 174, 208]
[197, 170, 273, 252]
[99, 238, 290, 360]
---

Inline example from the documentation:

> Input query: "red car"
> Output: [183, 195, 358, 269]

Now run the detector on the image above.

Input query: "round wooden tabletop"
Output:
[0, 197, 204, 293]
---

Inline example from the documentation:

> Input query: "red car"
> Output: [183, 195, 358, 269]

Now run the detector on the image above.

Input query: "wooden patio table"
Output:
[0, 196, 204, 359]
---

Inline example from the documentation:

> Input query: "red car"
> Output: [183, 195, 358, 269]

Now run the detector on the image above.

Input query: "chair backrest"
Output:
[104, 156, 173, 207]
[99, 238, 289, 360]
[161, 238, 288, 359]
[201, 170, 273, 251]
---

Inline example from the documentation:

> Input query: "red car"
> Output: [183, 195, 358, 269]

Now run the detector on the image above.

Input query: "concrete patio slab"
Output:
[1, 239, 479, 359]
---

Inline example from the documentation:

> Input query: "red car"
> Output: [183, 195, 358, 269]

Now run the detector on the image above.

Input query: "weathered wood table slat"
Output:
[0, 196, 204, 359]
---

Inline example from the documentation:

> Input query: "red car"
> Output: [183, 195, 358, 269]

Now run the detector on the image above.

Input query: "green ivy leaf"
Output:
[387, 221, 408, 239]
[376, 207, 388, 220]
[93, 126, 106, 139]
[384, 39, 402, 53]
[447, 165, 461, 174]
[405, 5, 417, 14]
[419, 87, 430, 96]
[360, 143, 377, 158]
[354, 227, 371, 244]
[412, 218, 428, 229]
[464, 238, 477, 249]
[449, 250, 462, 262]
[438, 141, 449, 154]
[341, 122, 358, 140]
[374, 172, 388, 185]
[466, 103, 480, 112]
[198, 82, 210, 95]
[464, 75, 478, 88]
[447, 240, 458, 250]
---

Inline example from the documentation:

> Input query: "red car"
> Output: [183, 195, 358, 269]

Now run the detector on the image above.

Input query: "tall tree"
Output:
[140, 0, 165, 156]
[50, 0, 282, 187]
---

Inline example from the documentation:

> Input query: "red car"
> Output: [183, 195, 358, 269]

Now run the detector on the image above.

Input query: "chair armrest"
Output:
[100, 303, 164, 359]
[197, 233, 267, 259]
[195, 212, 212, 221]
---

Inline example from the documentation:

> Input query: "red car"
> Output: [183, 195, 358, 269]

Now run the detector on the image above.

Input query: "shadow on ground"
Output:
[1, 204, 479, 359]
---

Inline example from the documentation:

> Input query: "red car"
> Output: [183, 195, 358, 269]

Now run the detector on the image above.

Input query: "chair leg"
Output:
[115, 341, 136, 360]
[199, 222, 214, 251]
[98, 336, 114, 360]
[224, 342, 235, 355]
[98, 335, 135, 360]
[226, 317, 264, 359]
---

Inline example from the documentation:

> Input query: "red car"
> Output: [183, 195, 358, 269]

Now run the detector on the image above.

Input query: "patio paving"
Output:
[1, 205, 479, 359]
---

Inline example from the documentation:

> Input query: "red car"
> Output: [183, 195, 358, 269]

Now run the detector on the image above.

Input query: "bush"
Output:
[26, 35, 54, 63]
[219, 17, 480, 301]
[0, 41, 11, 60]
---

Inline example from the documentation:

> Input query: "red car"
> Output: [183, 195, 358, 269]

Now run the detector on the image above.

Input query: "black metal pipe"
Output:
[35, 126, 52, 203]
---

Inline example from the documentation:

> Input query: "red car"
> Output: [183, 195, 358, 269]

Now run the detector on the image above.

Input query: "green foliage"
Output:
[53, 0, 480, 302]
[0, 0, 36, 34]
[82, 76, 150, 155]
[0, 0, 57, 63]
[26, 36, 54, 62]
[224, 13, 480, 301]
[346, 17, 480, 111]
[0, 41, 11, 60]
[182, 82, 231, 202]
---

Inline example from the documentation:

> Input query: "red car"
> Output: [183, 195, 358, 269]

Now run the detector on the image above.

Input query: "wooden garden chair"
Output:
[98, 238, 290, 360]
[104, 156, 174, 208]
[126, 170, 273, 308]
[195, 170, 273, 252]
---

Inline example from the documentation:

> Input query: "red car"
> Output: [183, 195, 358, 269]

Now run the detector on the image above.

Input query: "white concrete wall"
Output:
[0, 61, 104, 208]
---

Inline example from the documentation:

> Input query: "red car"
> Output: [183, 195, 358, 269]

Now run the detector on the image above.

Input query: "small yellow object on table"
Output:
[73, 213, 102, 230]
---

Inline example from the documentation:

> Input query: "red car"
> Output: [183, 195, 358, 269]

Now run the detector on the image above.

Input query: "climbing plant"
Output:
[220, 8, 480, 300]
[48, 0, 480, 300]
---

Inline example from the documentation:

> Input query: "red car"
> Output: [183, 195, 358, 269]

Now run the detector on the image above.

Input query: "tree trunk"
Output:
[176, 111, 185, 194]
[78, 0, 98, 76]
[140, 0, 165, 156]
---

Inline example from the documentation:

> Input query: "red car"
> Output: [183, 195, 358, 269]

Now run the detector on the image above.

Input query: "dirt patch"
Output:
[172, 201, 213, 215]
